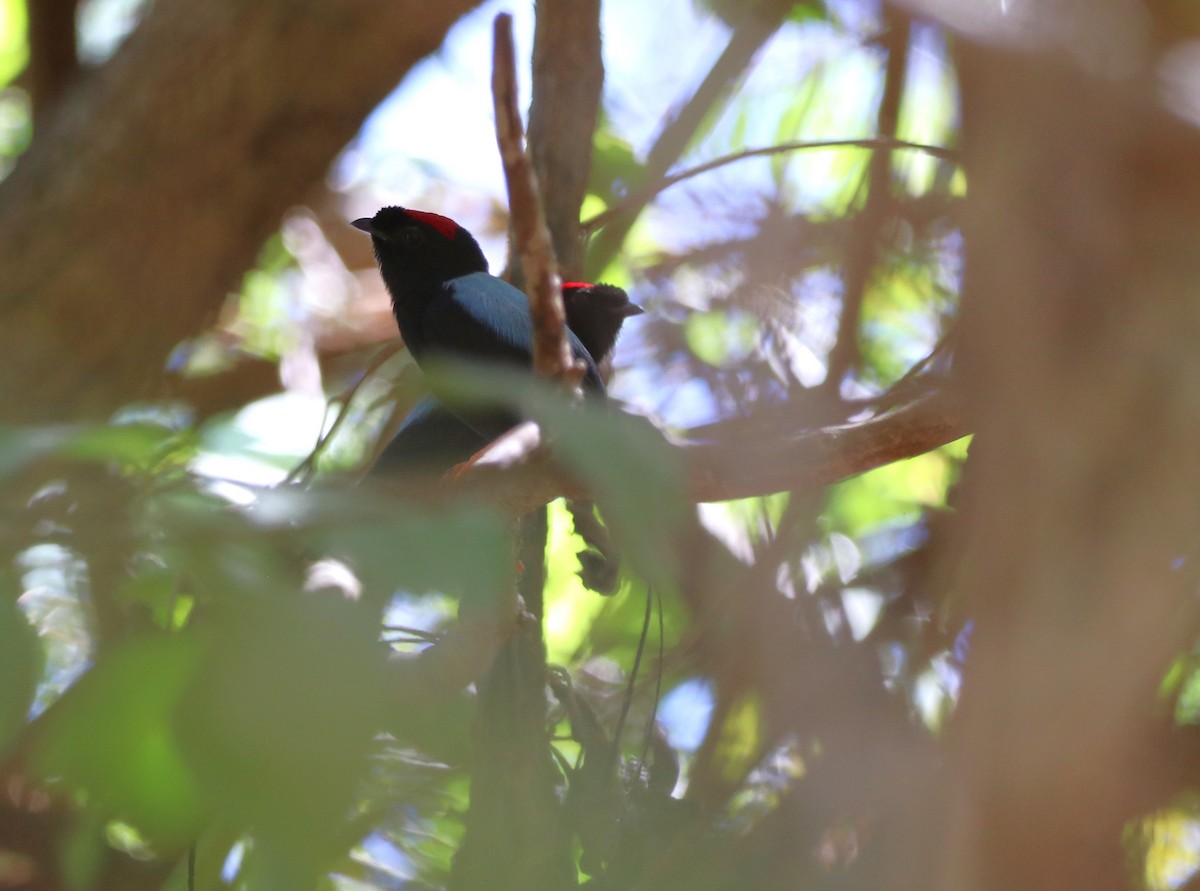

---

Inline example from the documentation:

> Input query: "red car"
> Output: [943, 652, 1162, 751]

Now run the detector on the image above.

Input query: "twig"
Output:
[609, 585, 654, 773]
[386, 606, 520, 706]
[582, 137, 957, 233]
[823, 11, 911, 391]
[382, 624, 443, 643]
[631, 588, 665, 785]
[586, 18, 781, 275]
[285, 341, 402, 484]
[491, 13, 578, 386]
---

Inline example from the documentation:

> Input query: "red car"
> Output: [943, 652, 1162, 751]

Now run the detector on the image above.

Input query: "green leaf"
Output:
[589, 128, 643, 202]
[824, 444, 961, 536]
[714, 691, 763, 783]
[323, 505, 513, 607]
[427, 364, 689, 592]
[543, 500, 609, 661]
[531, 405, 686, 592]
[32, 633, 208, 847]
[0, 420, 187, 479]
[684, 310, 758, 367]
[63, 421, 178, 468]
[0, 0, 28, 88]
[61, 813, 108, 891]
[178, 590, 389, 889]
[0, 573, 39, 759]
[246, 488, 515, 609]
[789, 1, 825, 24]
[582, 574, 688, 665]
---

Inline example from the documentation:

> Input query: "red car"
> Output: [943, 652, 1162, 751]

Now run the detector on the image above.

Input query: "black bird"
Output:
[558, 281, 644, 374]
[372, 281, 642, 474]
[352, 207, 605, 407]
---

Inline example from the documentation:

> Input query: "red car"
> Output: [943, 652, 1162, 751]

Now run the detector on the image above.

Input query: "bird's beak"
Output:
[351, 218, 375, 235]
[621, 303, 646, 318]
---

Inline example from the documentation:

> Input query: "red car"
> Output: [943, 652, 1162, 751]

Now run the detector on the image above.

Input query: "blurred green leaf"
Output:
[771, 71, 819, 186]
[825, 444, 960, 536]
[527, 400, 687, 595]
[63, 421, 179, 469]
[588, 128, 642, 202]
[0, 573, 39, 759]
[1174, 658, 1200, 724]
[179, 586, 388, 890]
[239, 487, 515, 609]
[319, 503, 513, 609]
[0, 420, 189, 480]
[543, 500, 608, 662]
[120, 559, 193, 630]
[580, 574, 688, 665]
[61, 813, 108, 891]
[696, 0, 798, 37]
[789, 1, 825, 23]
[0, 0, 27, 88]
[714, 691, 763, 783]
[427, 364, 689, 591]
[32, 633, 208, 847]
[685, 310, 758, 367]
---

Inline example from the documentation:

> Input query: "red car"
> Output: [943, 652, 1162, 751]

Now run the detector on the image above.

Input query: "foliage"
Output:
[5, 1, 1199, 891]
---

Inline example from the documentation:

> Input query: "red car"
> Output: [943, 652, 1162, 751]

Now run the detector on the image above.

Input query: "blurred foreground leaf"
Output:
[33, 633, 207, 848]
[0, 572, 39, 759]
[429, 363, 689, 591]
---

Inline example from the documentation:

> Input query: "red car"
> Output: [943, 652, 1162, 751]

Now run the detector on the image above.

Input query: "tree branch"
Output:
[823, 9, 911, 391]
[417, 388, 969, 514]
[0, 0, 484, 423]
[582, 137, 956, 233]
[26, 0, 80, 122]
[585, 16, 782, 277]
[491, 13, 577, 385]
[526, 0, 603, 278]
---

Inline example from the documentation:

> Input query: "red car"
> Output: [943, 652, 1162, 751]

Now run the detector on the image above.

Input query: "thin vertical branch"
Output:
[585, 17, 782, 277]
[823, 10, 911, 391]
[491, 13, 579, 386]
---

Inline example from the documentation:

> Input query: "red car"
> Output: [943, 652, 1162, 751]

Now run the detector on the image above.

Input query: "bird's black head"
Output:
[352, 207, 489, 290]
[562, 282, 643, 363]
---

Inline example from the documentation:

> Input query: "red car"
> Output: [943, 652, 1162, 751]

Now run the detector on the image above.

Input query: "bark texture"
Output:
[918, 26, 1200, 891]
[0, 0, 483, 422]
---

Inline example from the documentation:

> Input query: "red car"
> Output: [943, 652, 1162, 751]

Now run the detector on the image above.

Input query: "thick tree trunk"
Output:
[0, 0, 482, 422]
[921, 26, 1200, 891]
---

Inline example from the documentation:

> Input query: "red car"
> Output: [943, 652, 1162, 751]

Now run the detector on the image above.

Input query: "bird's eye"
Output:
[399, 228, 425, 247]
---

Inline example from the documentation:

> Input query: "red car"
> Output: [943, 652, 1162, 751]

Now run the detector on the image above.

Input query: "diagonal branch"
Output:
[582, 137, 957, 233]
[823, 10, 912, 391]
[0, 0, 485, 423]
[585, 16, 782, 277]
[416, 387, 969, 514]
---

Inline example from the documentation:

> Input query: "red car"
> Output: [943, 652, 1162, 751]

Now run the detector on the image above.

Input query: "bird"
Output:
[352, 207, 605, 405]
[371, 281, 642, 475]
[354, 211, 643, 595]
[557, 281, 644, 375]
